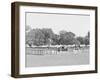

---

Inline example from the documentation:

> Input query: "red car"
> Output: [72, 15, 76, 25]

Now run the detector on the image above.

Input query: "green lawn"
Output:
[25, 47, 89, 67]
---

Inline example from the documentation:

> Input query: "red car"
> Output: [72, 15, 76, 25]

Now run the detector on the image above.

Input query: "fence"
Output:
[26, 47, 58, 55]
[26, 45, 90, 55]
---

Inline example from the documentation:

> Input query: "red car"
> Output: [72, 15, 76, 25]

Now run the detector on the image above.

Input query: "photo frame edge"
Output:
[11, 2, 20, 77]
[11, 2, 98, 78]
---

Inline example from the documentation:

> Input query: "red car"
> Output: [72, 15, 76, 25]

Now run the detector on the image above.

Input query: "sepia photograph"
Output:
[25, 12, 90, 67]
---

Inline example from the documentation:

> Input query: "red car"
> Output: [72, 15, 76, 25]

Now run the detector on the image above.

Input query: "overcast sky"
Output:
[26, 12, 90, 37]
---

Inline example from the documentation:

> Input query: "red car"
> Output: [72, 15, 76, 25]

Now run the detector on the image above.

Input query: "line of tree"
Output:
[26, 26, 90, 47]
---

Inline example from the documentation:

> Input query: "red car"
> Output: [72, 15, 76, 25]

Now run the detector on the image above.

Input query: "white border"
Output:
[19, 6, 95, 74]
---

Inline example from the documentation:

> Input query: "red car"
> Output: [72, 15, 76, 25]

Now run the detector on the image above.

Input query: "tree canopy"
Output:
[25, 26, 90, 46]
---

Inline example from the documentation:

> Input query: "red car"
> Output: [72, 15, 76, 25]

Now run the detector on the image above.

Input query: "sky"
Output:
[26, 12, 90, 37]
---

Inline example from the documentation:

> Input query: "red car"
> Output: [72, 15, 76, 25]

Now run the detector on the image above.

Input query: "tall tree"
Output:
[59, 31, 75, 45]
[26, 29, 45, 46]
[76, 37, 85, 44]
[41, 28, 54, 45]
[25, 25, 33, 47]
[84, 31, 90, 45]
[51, 34, 60, 45]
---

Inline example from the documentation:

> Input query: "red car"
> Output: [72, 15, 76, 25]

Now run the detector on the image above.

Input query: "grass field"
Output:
[25, 47, 89, 67]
